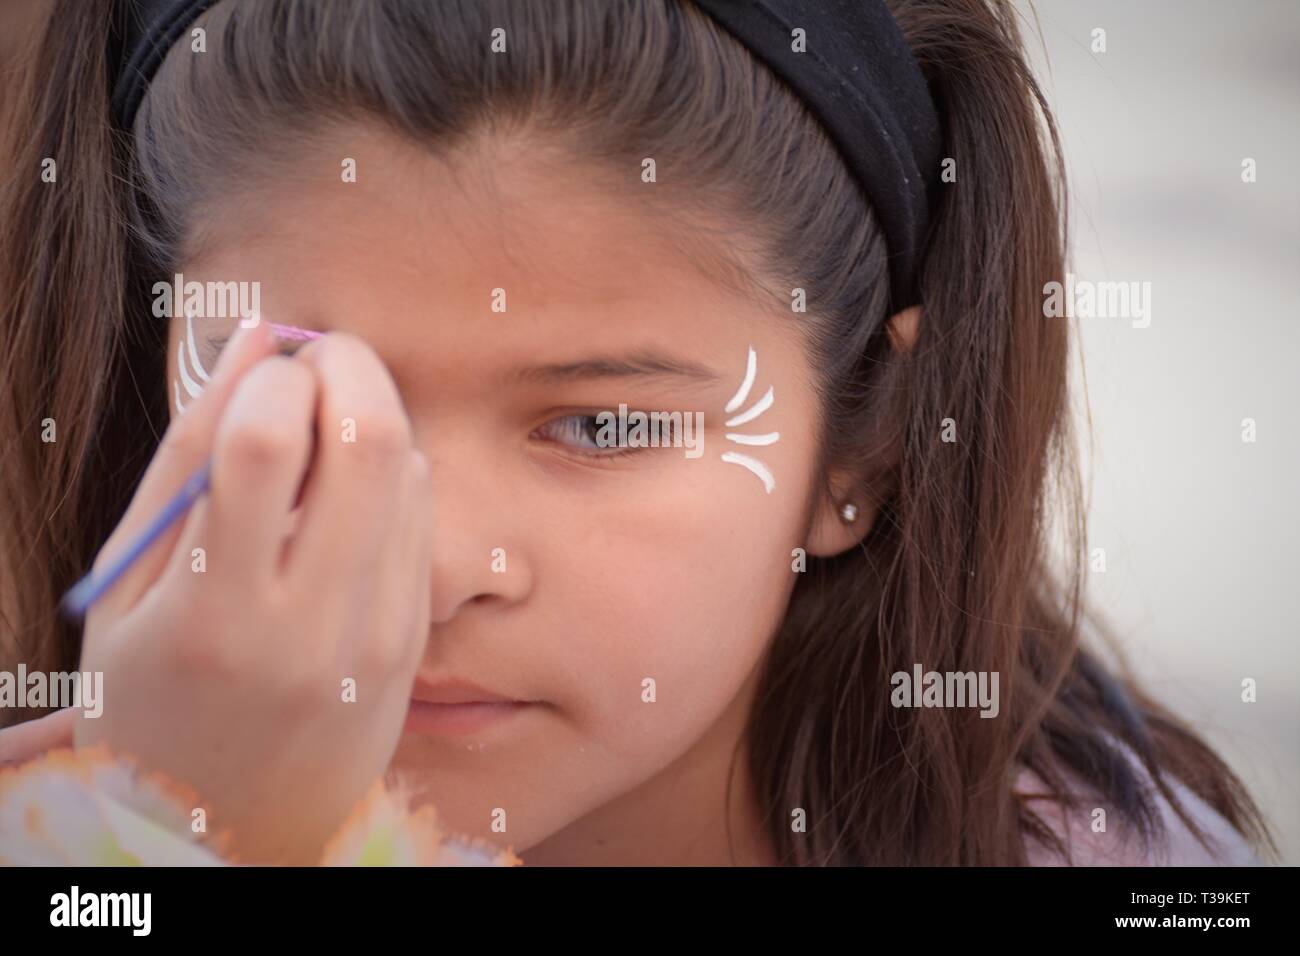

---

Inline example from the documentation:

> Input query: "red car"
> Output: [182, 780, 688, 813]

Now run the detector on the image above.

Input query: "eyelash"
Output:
[532, 413, 646, 459]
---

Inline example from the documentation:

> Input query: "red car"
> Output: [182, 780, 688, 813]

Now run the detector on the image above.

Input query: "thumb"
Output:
[0, 707, 77, 764]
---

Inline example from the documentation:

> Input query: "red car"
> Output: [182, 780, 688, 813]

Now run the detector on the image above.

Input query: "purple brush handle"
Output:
[60, 459, 213, 619]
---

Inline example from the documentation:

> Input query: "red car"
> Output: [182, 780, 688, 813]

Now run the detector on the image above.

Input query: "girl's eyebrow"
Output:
[505, 351, 721, 387]
[206, 335, 720, 386]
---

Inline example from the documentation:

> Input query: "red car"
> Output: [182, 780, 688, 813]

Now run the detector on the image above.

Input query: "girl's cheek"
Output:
[548, 483, 798, 743]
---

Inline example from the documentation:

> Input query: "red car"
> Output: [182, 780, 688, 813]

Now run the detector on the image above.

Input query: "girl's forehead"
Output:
[177, 132, 793, 386]
[186, 123, 771, 310]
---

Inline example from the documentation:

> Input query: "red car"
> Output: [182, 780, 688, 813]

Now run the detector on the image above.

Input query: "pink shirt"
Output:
[1015, 747, 1262, 866]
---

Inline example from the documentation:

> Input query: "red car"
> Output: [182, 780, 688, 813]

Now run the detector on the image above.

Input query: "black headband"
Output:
[111, 0, 940, 307]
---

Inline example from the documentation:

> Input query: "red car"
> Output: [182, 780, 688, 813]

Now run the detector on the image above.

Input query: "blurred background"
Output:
[3, 0, 1297, 861]
[1018, 0, 1299, 863]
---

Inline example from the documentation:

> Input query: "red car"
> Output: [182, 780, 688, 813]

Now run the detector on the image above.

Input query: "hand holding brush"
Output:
[66, 320, 435, 865]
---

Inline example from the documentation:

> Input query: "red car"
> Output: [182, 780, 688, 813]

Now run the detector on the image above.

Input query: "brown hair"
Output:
[0, 0, 1274, 864]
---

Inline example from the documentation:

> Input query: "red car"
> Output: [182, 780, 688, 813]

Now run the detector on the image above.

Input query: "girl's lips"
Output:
[411, 676, 524, 705]
[404, 699, 535, 736]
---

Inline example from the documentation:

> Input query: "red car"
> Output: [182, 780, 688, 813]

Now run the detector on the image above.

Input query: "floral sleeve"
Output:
[0, 746, 521, 867]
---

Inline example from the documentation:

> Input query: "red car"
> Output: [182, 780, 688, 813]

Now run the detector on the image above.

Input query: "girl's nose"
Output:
[417, 444, 534, 625]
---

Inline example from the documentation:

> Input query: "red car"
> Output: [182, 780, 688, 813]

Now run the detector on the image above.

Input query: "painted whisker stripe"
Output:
[185, 310, 210, 383]
[724, 345, 757, 413]
[724, 385, 773, 428]
[177, 341, 205, 399]
[721, 451, 775, 494]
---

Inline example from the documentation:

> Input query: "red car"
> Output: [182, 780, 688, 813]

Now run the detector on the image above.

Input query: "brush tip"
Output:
[267, 322, 324, 342]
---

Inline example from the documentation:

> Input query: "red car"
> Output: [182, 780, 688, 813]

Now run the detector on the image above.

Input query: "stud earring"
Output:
[839, 502, 859, 524]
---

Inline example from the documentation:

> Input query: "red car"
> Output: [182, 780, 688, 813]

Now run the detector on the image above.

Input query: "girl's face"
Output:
[165, 125, 852, 859]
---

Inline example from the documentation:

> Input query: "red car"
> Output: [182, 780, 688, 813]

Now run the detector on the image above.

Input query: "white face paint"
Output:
[720, 345, 779, 493]
[173, 308, 212, 414]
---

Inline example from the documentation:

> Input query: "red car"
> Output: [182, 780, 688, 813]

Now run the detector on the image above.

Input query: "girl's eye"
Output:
[534, 413, 639, 457]
[203, 340, 299, 368]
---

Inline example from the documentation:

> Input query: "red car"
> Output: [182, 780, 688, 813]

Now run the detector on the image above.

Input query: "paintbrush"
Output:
[60, 322, 323, 620]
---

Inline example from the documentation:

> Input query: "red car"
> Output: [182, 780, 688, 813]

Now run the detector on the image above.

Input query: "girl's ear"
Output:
[805, 469, 877, 557]
[806, 305, 921, 557]
[886, 305, 921, 352]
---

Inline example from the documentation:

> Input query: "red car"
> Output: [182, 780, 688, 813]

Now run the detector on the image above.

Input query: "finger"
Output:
[0, 708, 76, 763]
[88, 321, 278, 618]
[199, 356, 318, 586]
[143, 493, 211, 605]
[281, 334, 413, 587]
